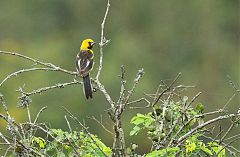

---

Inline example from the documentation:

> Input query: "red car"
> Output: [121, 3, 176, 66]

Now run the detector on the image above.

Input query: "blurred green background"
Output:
[0, 0, 239, 154]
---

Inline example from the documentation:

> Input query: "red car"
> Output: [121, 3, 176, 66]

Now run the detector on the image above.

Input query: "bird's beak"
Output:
[91, 42, 96, 46]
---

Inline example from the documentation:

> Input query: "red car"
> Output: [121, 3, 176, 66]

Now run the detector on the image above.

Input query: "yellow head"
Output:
[80, 39, 96, 50]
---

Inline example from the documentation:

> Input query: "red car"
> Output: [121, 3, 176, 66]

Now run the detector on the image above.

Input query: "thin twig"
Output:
[0, 132, 10, 144]
[17, 80, 82, 99]
[0, 50, 76, 75]
[146, 85, 195, 97]
[158, 100, 168, 142]
[203, 135, 240, 154]
[26, 105, 31, 123]
[23, 122, 66, 145]
[223, 93, 236, 109]
[152, 72, 181, 106]
[0, 95, 23, 139]
[124, 69, 144, 106]
[95, 80, 115, 108]
[117, 65, 126, 105]
[62, 106, 108, 157]
[217, 136, 240, 156]
[227, 75, 240, 92]
[185, 92, 202, 108]
[0, 68, 56, 87]
[65, 115, 72, 133]
[221, 123, 234, 142]
[88, 116, 114, 135]
[177, 113, 240, 146]
[225, 133, 240, 142]
[195, 109, 225, 118]
[127, 98, 151, 108]
[96, 0, 111, 80]
[33, 106, 48, 124]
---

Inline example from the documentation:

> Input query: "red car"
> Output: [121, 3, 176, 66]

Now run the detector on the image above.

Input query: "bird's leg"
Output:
[91, 78, 99, 92]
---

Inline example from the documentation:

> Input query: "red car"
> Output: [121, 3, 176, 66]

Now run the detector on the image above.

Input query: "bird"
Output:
[76, 38, 96, 99]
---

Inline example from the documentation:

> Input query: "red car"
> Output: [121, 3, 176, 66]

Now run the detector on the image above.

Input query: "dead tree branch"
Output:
[0, 50, 76, 76]
[96, 0, 111, 80]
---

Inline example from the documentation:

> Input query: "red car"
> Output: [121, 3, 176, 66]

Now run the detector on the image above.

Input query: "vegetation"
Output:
[0, 0, 239, 156]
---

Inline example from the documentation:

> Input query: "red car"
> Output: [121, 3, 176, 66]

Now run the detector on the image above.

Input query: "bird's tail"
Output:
[83, 74, 93, 99]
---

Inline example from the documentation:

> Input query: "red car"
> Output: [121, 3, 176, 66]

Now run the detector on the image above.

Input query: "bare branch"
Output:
[220, 123, 234, 142]
[177, 113, 240, 146]
[223, 93, 236, 109]
[128, 98, 151, 108]
[124, 68, 144, 105]
[0, 50, 76, 75]
[95, 80, 115, 108]
[185, 92, 202, 108]
[88, 116, 114, 135]
[227, 75, 240, 92]
[62, 106, 108, 157]
[226, 133, 240, 142]
[195, 109, 224, 118]
[117, 65, 126, 105]
[17, 80, 82, 99]
[96, 0, 111, 80]
[203, 135, 240, 155]
[0, 132, 10, 144]
[0, 68, 56, 87]
[65, 115, 72, 133]
[33, 106, 48, 124]
[152, 72, 182, 106]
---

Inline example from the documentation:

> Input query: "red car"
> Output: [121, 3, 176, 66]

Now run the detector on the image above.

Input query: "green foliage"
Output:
[130, 113, 154, 136]
[130, 97, 227, 156]
[15, 128, 112, 156]
[0, 0, 238, 154]
[208, 142, 225, 157]
[145, 147, 180, 157]
[130, 97, 200, 140]
[184, 136, 226, 157]
[32, 137, 46, 149]
[40, 129, 112, 157]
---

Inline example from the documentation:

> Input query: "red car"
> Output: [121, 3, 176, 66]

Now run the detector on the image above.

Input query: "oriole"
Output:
[76, 39, 96, 99]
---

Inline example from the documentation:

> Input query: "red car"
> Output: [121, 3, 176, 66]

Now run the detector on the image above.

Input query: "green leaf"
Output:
[146, 147, 180, 157]
[144, 117, 154, 127]
[136, 113, 147, 118]
[130, 125, 141, 136]
[199, 142, 213, 155]
[195, 103, 204, 114]
[32, 137, 46, 149]
[185, 139, 197, 154]
[103, 147, 112, 156]
[57, 152, 65, 157]
[208, 142, 225, 157]
[217, 147, 225, 157]
[146, 150, 164, 157]
[131, 117, 145, 125]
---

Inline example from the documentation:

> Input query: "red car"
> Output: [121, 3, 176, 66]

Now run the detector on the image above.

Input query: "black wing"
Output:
[76, 50, 94, 77]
